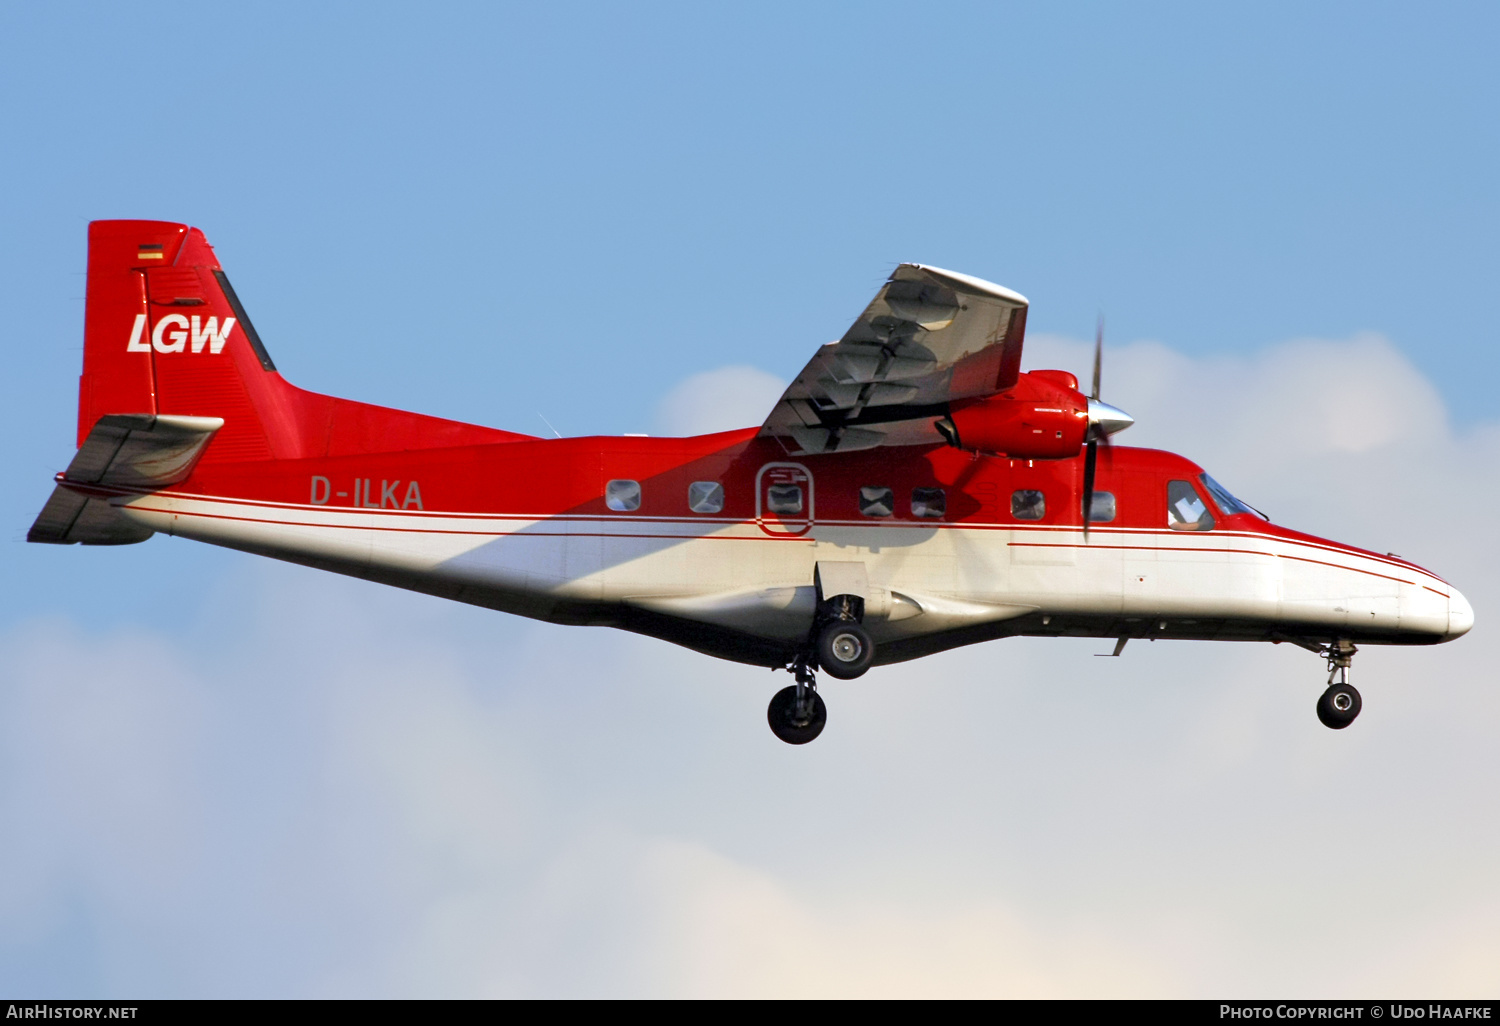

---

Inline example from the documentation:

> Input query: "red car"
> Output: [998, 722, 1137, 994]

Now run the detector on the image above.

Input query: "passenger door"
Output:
[756, 463, 813, 536]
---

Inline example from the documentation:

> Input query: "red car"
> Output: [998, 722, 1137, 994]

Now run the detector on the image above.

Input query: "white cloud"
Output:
[1024, 331, 1481, 561]
[1, 337, 1497, 997]
[652, 365, 786, 436]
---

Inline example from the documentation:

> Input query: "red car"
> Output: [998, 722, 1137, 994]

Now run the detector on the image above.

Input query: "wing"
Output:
[28, 413, 223, 545]
[760, 264, 1028, 454]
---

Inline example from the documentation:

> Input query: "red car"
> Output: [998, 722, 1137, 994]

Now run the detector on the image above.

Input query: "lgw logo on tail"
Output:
[125, 313, 236, 354]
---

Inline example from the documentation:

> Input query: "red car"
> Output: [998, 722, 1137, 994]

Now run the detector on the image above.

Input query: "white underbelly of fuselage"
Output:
[118, 492, 1460, 648]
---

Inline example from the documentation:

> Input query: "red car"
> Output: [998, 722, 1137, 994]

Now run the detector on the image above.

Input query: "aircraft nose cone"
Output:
[1448, 587, 1474, 640]
[1087, 398, 1134, 437]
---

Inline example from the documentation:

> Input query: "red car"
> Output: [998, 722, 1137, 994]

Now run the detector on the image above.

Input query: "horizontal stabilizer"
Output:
[27, 489, 152, 545]
[28, 414, 223, 545]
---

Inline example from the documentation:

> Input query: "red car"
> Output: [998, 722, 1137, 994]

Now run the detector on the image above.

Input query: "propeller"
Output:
[1082, 318, 1135, 540]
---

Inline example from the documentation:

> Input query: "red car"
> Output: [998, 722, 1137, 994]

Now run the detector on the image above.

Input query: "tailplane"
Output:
[29, 414, 222, 544]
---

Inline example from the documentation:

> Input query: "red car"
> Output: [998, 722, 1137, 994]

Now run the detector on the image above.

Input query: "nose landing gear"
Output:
[1317, 640, 1362, 730]
[768, 659, 827, 745]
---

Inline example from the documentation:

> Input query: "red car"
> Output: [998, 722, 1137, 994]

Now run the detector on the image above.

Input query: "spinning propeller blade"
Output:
[1091, 318, 1103, 401]
[1082, 436, 1098, 541]
[1081, 318, 1135, 540]
[1082, 324, 1102, 539]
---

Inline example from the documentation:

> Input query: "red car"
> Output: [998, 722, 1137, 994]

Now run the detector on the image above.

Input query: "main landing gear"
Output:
[1316, 640, 1362, 730]
[817, 618, 874, 680]
[766, 593, 874, 745]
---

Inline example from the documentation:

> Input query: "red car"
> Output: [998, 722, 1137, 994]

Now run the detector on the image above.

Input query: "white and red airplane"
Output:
[31, 220, 1473, 743]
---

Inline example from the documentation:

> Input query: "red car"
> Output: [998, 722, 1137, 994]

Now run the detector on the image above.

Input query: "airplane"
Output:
[30, 220, 1474, 744]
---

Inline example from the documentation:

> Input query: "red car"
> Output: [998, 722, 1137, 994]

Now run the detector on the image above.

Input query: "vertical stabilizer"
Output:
[77, 221, 187, 446]
[73, 220, 532, 468]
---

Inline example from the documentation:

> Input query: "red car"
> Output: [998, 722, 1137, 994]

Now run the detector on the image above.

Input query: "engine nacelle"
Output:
[936, 370, 1090, 459]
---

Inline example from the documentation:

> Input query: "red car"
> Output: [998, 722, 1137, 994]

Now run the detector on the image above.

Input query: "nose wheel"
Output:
[1316, 640, 1362, 729]
[768, 661, 826, 745]
[1317, 681, 1362, 729]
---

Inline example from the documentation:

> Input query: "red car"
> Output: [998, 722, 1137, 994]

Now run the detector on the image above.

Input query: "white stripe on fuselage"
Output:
[108, 487, 1456, 644]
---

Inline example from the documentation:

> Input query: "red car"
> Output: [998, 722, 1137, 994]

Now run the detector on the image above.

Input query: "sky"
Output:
[1, 1, 1498, 998]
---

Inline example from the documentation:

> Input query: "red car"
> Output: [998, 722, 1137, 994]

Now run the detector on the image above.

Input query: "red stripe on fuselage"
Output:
[111, 491, 1447, 595]
[127, 438, 1446, 586]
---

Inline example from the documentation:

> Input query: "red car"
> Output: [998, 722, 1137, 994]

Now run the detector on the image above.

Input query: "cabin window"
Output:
[688, 481, 724, 514]
[1011, 489, 1046, 520]
[606, 479, 642, 512]
[1167, 479, 1214, 531]
[766, 484, 803, 515]
[911, 487, 945, 519]
[1086, 491, 1117, 522]
[859, 486, 895, 517]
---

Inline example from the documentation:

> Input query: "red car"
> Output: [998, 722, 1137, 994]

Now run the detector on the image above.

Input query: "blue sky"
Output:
[2, 2, 1497, 997]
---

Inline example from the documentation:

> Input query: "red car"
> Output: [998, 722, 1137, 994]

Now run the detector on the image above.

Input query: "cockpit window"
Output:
[1167, 479, 1214, 531]
[1199, 474, 1262, 518]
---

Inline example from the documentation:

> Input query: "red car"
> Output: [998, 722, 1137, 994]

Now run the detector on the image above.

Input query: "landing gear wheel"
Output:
[1317, 682, 1362, 729]
[816, 621, 874, 680]
[768, 685, 827, 745]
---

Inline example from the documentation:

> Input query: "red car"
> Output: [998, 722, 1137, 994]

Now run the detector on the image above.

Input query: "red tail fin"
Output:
[78, 220, 530, 460]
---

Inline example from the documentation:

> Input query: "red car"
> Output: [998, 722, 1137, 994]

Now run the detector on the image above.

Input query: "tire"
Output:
[816, 621, 874, 680]
[767, 685, 827, 744]
[1317, 682, 1362, 729]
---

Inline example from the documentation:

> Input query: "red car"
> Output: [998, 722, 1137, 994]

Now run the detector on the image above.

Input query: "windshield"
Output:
[1199, 474, 1263, 519]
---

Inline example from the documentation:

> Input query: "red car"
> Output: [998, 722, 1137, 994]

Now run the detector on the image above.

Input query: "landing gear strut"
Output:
[766, 592, 875, 744]
[1317, 640, 1362, 730]
[767, 658, 826, 745]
